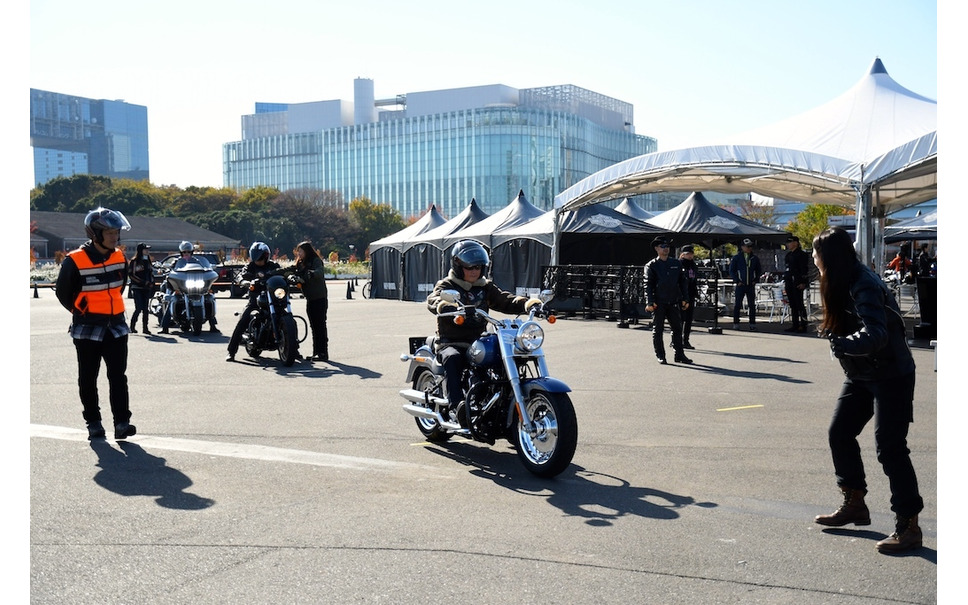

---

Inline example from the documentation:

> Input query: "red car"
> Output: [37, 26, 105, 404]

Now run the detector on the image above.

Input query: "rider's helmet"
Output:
[84, 207, 131, 246]
[178, 241, 194, 254]
[451, 240, 490, 280]
[249, 241, 271, 263]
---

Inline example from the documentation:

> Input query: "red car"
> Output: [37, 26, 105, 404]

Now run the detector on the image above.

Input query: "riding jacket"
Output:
[427, 269, 528, 346]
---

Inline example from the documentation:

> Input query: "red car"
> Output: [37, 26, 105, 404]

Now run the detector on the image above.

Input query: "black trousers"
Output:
[306, 297, 329, 357]
[733, 284, 756, 324]
[785, 282, 807, 327]
[680, 298, 695, 344]
[828, 372, 923, 518]
[130, 288, 150, 327]
[227, 303, 257, 356]
[438, 345, 468, 408]
[74, 333, 130, 426]
[652, 302, 683, 359]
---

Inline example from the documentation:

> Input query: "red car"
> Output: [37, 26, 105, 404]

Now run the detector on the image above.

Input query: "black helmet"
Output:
[249, 241, 270, 263]
[451, 240, 489, 280]
[84, 207, 131, 245]
[178, 241, 194, 253]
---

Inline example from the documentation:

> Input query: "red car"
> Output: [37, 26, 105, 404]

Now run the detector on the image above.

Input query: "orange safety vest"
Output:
[68, 247, 127, 317]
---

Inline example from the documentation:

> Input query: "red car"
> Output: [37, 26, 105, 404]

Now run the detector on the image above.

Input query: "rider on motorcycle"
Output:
[226, 242, 281, 362]
[427, 240, 542, 414]
[161, 241, 219, 334]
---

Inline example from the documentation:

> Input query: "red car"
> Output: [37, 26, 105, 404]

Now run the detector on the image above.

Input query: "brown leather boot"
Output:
[875, 515, 922, 553]
[815, 487, 871, 527]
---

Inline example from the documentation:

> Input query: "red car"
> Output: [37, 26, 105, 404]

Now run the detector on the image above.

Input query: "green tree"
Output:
[735, 198, 779, 227]
[786, 204, 853, 249]
[349, 196, 406, 256]
[30, 174, 113, 211]
[233, 186, 280, 212]
[82, 180, 165, 216]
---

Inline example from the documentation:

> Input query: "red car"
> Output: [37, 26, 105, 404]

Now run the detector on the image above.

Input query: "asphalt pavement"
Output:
[28, 283, 940, 604]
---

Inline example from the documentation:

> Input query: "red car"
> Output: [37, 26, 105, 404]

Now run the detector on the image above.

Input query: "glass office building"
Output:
[223, 81, 656, 217]
[30, 89, 149, 186]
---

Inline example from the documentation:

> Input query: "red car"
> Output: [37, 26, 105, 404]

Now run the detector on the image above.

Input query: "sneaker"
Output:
[87, 421, 106, 440]
[656, 356, 668, 365]
[114, 422, 136, 440]
[225, 353, 235, 362]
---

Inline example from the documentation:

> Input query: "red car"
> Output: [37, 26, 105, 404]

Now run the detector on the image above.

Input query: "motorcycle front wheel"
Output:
[191, 315, 203, 336]
[277, 314, 298, 367]
[513, 391, 578, 478]
[412, 368, 451, 442]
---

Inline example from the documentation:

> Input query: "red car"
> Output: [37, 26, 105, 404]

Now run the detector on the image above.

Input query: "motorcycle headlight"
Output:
[515, 321, 544, 353]
[273, 287, 287, 300]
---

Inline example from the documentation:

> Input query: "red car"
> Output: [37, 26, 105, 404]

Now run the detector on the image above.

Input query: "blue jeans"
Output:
[733, 284, 756, 324]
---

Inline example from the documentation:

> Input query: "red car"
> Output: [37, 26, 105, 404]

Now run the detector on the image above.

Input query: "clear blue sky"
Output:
[25, 0, 941, 193]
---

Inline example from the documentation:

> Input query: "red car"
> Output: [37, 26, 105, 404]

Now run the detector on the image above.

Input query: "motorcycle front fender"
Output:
[521, 376, 572, 396]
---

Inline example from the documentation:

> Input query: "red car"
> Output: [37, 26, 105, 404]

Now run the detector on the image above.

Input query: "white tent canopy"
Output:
[553, 59, 937, 267]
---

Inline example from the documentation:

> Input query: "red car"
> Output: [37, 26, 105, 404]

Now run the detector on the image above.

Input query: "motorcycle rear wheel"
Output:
[513, 391, 577, 478]
[277, 314, 298, 367]
[412, 369, 451, 442]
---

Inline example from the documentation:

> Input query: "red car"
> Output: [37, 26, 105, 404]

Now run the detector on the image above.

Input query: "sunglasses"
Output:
[658, 244, 669, 248]
[465, 265, 483, 271]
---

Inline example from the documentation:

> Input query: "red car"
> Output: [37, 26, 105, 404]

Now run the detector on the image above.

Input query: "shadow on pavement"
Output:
[89, 439, 215, 510]
[424, 442, 716, 526]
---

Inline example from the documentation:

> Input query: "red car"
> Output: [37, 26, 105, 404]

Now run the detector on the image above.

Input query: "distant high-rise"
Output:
[223, 79, 656, 217]
[29, 88, 149, 187]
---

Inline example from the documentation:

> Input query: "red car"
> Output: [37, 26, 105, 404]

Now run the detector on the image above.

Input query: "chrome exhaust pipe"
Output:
[401, 404, 464, 433]
[399, 388, 449, 408]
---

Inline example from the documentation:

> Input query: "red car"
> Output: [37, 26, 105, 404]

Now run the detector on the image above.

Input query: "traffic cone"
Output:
[346, 281, 353, 299]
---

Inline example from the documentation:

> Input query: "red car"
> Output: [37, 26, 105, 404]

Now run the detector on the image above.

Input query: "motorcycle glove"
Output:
[525, 298, 543, 311]
[436, 301, 458, 314]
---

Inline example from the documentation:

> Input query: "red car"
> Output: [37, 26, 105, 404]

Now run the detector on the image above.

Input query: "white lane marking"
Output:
[31, 424, 446, 475]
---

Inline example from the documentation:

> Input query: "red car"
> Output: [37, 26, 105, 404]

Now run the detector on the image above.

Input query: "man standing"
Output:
[645, 237, 692, 365]
[55, 207, 137, 441]
[729, 238, 762, 331]
[783, 235, 810, 333]
[678, 244, 699, 349]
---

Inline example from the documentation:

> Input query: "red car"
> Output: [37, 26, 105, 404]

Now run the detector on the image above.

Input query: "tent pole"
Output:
[708, 243, 722, 335]
[551, 207, 561, 266]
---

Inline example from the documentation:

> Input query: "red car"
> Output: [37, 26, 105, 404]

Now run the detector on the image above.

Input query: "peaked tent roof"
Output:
[883, 208, 937, 243]
[402, 198, 490, 252]
[554, 59, 937, 213]
[492, 203, 665, 248]
[645, 192, 790, 247]
[369, 204, 447, 253]
[614, 198, 656, 220]
[442, 190, 545, 250]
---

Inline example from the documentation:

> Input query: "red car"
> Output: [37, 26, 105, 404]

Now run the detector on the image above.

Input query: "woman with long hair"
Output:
[811, 227, 923, 553]
[294, 241, 329, 361]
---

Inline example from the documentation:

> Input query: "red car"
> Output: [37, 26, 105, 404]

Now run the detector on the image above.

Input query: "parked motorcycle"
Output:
[150, 258, 218, 336]
[399, 289, 578, 478]
[237, 270, 303, 367]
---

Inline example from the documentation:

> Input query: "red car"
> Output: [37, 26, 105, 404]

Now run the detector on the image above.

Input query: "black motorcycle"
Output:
[238, 270, 304, 367]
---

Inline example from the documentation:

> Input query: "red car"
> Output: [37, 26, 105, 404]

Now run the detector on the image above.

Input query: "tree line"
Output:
[30, 175, 410, 260]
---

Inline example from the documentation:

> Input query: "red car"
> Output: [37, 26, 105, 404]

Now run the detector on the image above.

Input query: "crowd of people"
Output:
[52, 207, 928, 555]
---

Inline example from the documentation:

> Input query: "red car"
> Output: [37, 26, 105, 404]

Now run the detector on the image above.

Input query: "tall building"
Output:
[223, 79, 656, 217]
[29, 88, 150, 187]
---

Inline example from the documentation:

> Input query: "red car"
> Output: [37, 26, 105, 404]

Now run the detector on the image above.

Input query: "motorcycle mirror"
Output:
[538, 289, 555, 303]
[439, 289, 461, 303]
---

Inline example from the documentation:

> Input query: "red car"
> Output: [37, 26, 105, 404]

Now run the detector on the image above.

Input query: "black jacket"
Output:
[644, 256, 688, 305]
[783, 247, 810, 289]
[426, 269, 527, 345]
[830, 262, 916, 380]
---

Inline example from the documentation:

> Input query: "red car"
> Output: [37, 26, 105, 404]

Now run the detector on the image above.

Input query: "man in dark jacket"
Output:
[783, 235, 811, 333]
[729, 238, 762, 331]
[226, 241, 282, 361]
[427, 240, 541, 413]
[55, 207, 137, 441]
[644, 237, 692, 365]
[677, 244, 700, 349]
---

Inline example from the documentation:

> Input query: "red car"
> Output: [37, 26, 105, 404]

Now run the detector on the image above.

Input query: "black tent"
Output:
[613, 197, 657, 221]
[400, 199, 490, 301]
[490, 204, 671, 293]
[883, 209, 937, 243]
[645, 191, 790, 248]
[368, 205, 447, 300]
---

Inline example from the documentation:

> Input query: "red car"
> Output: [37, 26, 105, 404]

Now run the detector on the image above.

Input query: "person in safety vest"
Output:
[55, 207, 138, 441]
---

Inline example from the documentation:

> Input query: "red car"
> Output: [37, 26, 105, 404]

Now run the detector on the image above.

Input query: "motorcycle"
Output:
[237, 270, 303, 367]
[399, 289, 578, 478]
[150, 258, 218, 336]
